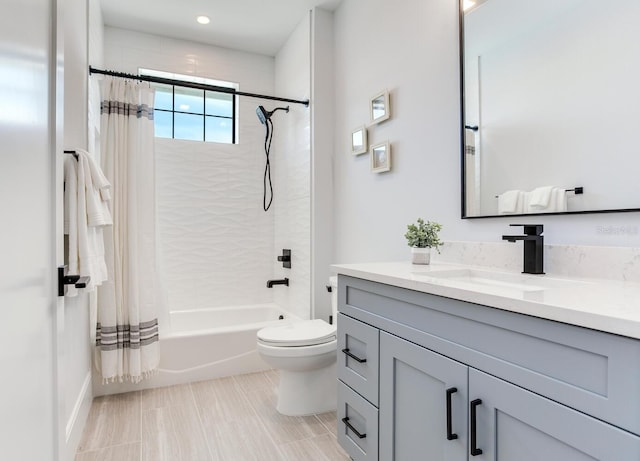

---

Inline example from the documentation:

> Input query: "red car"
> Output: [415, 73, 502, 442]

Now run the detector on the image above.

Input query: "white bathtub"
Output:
[94, 303, 297, 395]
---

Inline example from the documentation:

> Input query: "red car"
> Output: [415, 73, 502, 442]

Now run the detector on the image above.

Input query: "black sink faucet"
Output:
[502, 224, 545, 274]
[267, 278, 289, 288]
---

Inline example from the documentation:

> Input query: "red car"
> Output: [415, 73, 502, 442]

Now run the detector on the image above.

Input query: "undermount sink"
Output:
[414, 268, 585, 294]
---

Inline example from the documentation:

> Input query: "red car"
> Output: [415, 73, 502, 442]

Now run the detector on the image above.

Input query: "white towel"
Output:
[63, 150, 112, 296]
[77, 149, 113, 227]
[526, 187, 567, 213]
[498, 190, 524, 214]
[529, 186, 554, 209]
[552, 188, 567, 212]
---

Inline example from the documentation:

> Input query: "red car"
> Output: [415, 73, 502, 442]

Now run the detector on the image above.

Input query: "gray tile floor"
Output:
[76, 370, 350, 461]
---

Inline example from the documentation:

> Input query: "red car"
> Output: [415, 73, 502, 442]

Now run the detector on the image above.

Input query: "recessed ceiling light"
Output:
[196, 15, 210, 25]
[463, 0, 476, 11]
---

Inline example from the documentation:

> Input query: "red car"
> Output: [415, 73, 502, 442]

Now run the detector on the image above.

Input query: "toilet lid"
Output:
[257, 319, 337, 347]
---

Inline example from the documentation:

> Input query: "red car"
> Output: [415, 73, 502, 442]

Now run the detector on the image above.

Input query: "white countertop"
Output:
[332, 261, 640, 340]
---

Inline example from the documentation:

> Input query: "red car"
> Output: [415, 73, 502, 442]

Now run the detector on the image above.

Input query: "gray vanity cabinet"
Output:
[336, 274, 640, 460]
[379, 332, 468, 461]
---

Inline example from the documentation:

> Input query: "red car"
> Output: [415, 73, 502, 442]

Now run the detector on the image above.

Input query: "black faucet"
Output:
[502, 224, 544, 274]
[267, 278, 289, 288]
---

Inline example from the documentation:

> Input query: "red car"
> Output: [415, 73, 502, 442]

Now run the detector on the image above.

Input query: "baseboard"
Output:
[64, 371, 92, 460]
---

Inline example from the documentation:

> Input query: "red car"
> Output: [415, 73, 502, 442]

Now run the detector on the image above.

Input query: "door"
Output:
[379, 332, 468, 461]
[469, 369, 640, 460]
[0, 0, 63, 459]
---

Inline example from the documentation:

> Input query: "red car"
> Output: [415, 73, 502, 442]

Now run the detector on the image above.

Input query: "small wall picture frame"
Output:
[370, 141, 391, 173]
[370, 90, 391, 124]
[351, 125, 368, 155]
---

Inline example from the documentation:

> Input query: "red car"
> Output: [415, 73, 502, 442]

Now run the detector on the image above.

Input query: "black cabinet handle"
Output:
[342, 417, 366, 439]
[341, 348, 367, 363]
[470, 398, 483, 456]
[446, 387, 458, 440]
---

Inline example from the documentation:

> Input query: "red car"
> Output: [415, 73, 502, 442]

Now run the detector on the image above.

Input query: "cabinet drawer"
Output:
[337, 313, 379, 405]
[338, 380, 379, 461]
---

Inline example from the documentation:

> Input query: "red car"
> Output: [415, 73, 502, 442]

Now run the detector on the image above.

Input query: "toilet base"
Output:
[275, 362, 337, 416]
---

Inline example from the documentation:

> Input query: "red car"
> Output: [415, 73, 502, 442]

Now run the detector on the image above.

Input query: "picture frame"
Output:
[370, 141, 391, 173]
[350, 125, 368, 155]
[370, 90, 391, 124]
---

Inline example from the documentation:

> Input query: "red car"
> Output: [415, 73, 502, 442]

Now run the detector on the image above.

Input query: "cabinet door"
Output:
[379, 332, 468, 461]
[469, 369, 640, 460]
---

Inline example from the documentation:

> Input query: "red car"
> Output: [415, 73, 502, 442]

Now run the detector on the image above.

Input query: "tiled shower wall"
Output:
[271, 14, 312, 320]
[105, 27, 282, 312]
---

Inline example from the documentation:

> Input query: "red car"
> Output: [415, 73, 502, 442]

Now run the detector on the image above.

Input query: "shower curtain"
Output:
[96, 77, 160, 383]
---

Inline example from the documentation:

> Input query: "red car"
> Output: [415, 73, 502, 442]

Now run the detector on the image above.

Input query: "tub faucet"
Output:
[502, 224, 544, 274]
[267, 278, 289, 288]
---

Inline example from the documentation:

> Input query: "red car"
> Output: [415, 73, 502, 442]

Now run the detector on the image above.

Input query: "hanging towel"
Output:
[551, 187, 567, 212]
[526, 187, 567, 213]
[498, 190, 524, 214]
[529, 186, 555, 210]
[63, 150, 112, 296]
[77, 149, 113, 227]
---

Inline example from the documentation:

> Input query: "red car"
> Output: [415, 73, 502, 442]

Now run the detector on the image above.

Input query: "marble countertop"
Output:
[332, 261, 640, 340]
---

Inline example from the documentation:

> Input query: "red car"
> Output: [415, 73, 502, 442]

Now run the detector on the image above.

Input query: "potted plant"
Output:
[404, 218, 443, 264]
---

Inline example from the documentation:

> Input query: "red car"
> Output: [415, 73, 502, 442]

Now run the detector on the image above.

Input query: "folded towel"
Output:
[529, 186, 555, 209]
[498, 190, 523, 214]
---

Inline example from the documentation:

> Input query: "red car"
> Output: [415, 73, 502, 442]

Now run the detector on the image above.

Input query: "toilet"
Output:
[256, 277, 338, 416]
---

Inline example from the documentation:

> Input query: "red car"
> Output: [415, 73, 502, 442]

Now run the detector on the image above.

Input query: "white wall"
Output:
[104, 28, 277, 313]
[272, 13, 312, 320]
[63, 0, 95, 456]
[311, 8, 335, 322]
[332, 0, 640, 267]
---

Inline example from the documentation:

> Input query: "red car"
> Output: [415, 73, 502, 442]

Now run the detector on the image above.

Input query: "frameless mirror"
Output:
[461, 0, 640, 218]
[370, 90, 390, 124]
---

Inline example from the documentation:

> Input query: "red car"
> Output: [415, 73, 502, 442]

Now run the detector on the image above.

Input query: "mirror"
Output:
[351, 125, 368, 155]
[371, 141, 391, 173]
[461, 0, 640, 217]
[370, 90, 390, 124]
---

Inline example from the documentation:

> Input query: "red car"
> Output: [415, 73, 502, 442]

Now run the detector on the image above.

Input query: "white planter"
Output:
[411, 247, 431, 265]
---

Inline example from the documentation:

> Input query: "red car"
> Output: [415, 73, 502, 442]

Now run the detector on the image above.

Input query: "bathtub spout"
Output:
[267, 278, 289, 288]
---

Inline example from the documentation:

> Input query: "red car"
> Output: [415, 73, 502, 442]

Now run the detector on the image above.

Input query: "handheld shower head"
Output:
[256, 105, 270, 125]
[256, 105, 290, 125]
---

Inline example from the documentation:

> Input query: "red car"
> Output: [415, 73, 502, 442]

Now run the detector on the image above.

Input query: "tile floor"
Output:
[76, 370, 351, 461]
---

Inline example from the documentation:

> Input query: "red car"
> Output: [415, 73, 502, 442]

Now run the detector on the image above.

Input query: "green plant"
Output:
[404, 218, 443, 251]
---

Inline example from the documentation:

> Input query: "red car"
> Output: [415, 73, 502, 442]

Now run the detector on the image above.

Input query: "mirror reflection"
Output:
[370, 90, 390, 124]
[462, 0, 640, 217]
[351, 126, 367, 155]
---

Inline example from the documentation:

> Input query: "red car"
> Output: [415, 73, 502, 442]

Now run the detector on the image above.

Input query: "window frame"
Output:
[141, 68, 238, 144]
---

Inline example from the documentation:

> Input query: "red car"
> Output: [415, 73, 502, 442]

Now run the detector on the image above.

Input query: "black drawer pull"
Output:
[470, 399, 483, 456]
[341, 348, 367, 363]
[342, 417, 366, 439]
[446, 387, 458, 441]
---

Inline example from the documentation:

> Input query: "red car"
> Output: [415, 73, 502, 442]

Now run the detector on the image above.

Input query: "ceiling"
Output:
[100, 0, 343, 56]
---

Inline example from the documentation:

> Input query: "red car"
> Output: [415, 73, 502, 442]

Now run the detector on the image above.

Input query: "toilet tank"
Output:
[329, 276, 338, 318]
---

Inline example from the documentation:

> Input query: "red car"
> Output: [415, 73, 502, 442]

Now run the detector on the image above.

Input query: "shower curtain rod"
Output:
[89, 66, 310, 107]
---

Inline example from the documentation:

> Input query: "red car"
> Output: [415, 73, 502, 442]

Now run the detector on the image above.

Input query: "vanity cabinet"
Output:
[336, 275, 640, 461]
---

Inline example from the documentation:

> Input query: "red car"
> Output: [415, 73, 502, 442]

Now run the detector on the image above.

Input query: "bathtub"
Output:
[94, 303, 297, 395]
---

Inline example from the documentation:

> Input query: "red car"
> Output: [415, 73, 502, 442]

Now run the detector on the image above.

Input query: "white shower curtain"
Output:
[96, 77, 160, 383]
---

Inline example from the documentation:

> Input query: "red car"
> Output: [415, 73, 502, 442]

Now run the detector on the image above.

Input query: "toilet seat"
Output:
[257, 319, 336, 347]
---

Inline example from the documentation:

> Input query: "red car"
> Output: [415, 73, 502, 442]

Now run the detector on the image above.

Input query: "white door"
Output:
[0, 0, 64, 459]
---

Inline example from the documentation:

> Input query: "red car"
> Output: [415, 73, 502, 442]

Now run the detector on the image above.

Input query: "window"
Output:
[141, 69, 238, 144]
